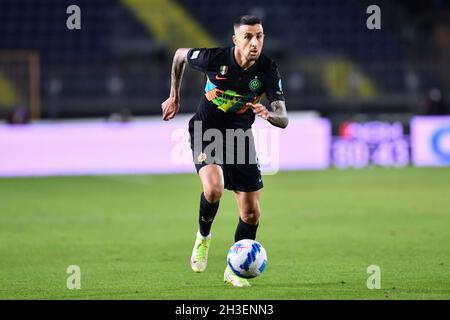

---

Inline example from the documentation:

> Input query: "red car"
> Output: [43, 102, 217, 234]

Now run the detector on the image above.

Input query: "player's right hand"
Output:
[161, 96, 180, 121]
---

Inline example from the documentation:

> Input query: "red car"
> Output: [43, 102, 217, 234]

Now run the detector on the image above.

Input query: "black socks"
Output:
[234, 217, 259, 242]
[198, 192, 219, 237]
[198, 192, 259, 241]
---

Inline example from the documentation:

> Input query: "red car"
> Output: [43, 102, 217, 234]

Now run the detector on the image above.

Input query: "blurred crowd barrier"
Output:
[1, 113, 449, 177]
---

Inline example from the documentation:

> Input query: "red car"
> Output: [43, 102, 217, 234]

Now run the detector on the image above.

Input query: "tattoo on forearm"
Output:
[268, 100, 289, 128]
[170, 50, 187, 99]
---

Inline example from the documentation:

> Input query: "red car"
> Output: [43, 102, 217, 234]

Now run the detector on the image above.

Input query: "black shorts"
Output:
[188, 118, 263, 192]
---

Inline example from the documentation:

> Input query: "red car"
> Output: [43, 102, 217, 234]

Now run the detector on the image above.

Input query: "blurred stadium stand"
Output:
[0, 0, 449, 123]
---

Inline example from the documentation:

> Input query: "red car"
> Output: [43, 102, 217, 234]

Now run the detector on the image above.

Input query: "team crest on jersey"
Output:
[198, 152, 207, 162]
[220, 65, 229, 75]
[249, 77, 261, 91]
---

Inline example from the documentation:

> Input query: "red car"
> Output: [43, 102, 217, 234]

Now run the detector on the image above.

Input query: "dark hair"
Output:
[234, 15, 262, 28]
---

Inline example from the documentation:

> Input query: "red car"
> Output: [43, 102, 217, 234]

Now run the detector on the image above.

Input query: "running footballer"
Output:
[161, 15, 288, 287]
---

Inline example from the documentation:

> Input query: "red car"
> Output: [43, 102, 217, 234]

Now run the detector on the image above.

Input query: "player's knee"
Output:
[204, 184, 224, 203]
[241, 209, 260, 225]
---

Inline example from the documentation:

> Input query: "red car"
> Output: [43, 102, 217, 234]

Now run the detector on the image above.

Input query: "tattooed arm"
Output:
[267, 100, 289, 128]
[161, 48, 190, 121]
[248, 100, 289, 128]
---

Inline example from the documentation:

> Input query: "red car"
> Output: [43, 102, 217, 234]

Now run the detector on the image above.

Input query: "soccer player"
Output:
[161, 15, 288, 287]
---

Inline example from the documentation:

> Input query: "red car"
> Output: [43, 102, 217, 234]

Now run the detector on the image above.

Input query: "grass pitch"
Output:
[0, 167, 449, 299]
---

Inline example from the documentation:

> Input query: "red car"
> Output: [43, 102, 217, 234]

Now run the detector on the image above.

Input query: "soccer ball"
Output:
[227, 239, 267, 279]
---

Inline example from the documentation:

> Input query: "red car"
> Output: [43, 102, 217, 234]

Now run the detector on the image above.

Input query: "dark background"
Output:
[0, 0, 449, 131]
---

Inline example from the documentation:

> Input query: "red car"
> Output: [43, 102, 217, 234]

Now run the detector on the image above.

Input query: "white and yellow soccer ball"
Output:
[227, 239, 268, 279]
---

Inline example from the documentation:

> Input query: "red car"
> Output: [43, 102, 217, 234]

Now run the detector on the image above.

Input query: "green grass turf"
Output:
[0, 167, 449, 300]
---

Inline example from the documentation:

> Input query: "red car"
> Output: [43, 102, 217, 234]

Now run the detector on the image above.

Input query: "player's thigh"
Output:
[234, 190, 261, 223]
[198, 164, 225, 201]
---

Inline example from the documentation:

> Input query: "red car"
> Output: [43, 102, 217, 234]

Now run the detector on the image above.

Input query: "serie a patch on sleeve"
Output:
[191, 50, 200, 59]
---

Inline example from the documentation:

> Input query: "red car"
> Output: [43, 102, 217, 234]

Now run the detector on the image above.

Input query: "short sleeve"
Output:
[187, 48, 211, 72]
[265, 61, 285, 103]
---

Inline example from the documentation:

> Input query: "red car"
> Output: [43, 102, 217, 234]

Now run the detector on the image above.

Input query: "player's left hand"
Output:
[247, 103, 270, 120]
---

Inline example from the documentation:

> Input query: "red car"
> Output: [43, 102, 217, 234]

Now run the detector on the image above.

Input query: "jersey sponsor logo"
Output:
[215, 75, 228, 80]
[190, 50, 200, 59]
[205, 88, 261, 114]
[204, 78, 261, 113]
[249, 77, 261, 91]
